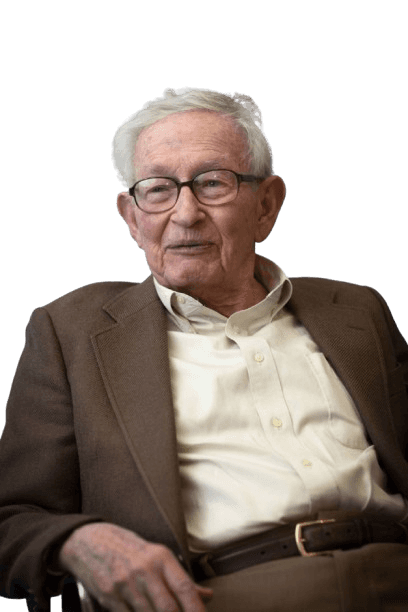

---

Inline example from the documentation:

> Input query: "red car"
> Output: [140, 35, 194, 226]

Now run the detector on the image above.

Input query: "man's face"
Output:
[118, 110, 283, 300]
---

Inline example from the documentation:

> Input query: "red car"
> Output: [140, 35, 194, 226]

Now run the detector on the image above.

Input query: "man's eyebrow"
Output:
[143, 160, 230, 179]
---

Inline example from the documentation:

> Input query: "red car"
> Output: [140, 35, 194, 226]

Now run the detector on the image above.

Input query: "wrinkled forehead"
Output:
[134, 110, 250, 177]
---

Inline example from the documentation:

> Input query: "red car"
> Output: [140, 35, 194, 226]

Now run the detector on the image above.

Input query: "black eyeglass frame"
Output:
[128, 169, 264, 213]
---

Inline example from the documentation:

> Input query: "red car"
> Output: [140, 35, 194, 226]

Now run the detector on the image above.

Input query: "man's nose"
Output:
[170, 185, 206, 226]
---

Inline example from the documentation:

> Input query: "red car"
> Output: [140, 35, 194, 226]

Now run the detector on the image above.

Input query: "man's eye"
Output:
[150, 185, 171, 193]
[203, 180, 222, 188]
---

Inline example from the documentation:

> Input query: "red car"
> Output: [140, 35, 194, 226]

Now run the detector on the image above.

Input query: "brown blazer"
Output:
[1, 275, 408, 611]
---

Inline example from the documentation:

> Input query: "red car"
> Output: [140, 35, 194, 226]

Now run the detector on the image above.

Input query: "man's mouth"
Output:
[167, 241, 214, 251]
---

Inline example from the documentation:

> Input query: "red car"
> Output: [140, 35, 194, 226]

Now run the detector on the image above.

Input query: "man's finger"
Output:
[196, 584, 214, 603]
[161, 560, 210, 611]
[120, 576, 180, 612]
[97, 591, 133, 612]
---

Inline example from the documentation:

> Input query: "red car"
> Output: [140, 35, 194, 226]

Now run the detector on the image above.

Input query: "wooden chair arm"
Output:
[76, 581, 97, 612]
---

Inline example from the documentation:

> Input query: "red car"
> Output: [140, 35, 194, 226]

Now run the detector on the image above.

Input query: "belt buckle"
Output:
[295, 518, 336, 557]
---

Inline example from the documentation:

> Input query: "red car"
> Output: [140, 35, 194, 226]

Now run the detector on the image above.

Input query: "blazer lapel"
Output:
[90, 276, 189, 559]
[288, 278, 404, 483]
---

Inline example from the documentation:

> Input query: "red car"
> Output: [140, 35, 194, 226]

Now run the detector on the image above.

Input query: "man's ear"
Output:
[117, 192, 143, 248]
[255, 175, 286, 243]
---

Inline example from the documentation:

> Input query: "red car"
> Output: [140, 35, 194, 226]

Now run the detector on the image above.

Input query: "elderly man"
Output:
[1, 89, 408, 612]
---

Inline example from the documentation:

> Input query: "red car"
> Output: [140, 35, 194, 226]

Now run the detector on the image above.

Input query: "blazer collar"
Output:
[102, 275, 159, 321]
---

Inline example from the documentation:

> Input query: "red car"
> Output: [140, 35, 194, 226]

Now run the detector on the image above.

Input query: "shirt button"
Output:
[272, 418, 282, 428]
[177, 295, 186, 304]
[254, 352, 264, 363]
[302, 459, 312, 467]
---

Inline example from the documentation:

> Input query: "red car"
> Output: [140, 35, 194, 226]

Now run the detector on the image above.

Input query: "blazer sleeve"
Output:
[0, 308, 104, 611]
[365, 286, 408, 469]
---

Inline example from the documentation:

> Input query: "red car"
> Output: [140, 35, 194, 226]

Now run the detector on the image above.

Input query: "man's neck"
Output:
[192, 278, 268, 318]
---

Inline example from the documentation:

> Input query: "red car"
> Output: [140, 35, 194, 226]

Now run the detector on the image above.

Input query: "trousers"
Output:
[201, 543, 408, 612]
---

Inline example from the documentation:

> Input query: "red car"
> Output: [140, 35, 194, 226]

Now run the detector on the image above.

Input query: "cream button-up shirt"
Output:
[154, 256, 408, 552]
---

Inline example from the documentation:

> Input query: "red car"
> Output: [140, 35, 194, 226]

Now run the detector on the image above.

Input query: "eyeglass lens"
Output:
[135, 170, 238, 212]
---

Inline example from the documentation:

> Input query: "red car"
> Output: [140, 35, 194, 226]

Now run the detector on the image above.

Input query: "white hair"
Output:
[112, 88, 273, 187]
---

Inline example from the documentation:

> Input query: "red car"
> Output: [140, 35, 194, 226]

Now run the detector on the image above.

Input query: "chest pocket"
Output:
[307, 351, 370, 451]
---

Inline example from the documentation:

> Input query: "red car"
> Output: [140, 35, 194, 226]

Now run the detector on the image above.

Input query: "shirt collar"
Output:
[153, 254, 292, 335]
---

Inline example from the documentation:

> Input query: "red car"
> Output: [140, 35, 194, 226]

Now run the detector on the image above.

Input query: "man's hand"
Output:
[58, 522, 213, 611]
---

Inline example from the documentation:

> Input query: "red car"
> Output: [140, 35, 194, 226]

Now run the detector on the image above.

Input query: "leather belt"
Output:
[191, 517, 408, 581]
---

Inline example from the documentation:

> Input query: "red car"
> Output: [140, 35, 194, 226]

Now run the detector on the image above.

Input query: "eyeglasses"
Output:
[129, 169, 263, 214]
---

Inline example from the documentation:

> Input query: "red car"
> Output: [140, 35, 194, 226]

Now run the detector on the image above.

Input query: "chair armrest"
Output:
[77, 581, 98, 612]
[61, 577, 106, 611]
